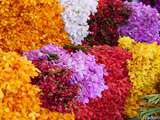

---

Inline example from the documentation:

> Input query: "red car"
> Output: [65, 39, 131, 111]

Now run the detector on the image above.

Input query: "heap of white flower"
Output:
[61, 0, 99, 45]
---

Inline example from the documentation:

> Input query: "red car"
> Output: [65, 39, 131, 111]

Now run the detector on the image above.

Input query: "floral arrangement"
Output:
[1, 0, 160, 119]
[84, 0, 131, 46]
[118, 2, 160, 44]
[24, 44, 107, 104]
[119, 37, 160, 118]
[74, 45, 132, 120]
[0, 0, 71, 52]
[60, 0, 99, 45]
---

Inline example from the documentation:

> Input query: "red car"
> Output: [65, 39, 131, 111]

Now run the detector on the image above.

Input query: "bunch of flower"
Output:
[0, 0, 71, 52]
[0, 50, 75, 120]
[24, 44, 107, 104]
[60, 0, 99, 45]
[118, 2, 160, 44]
[83, 0, 131, 46]
[31, 60, 79, 113]
[74, 45, 132, 120]
[119, 37, 160, 118]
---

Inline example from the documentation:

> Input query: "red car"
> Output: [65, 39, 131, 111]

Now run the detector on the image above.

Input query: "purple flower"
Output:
[118, 2, 160, 44]
[155, 0, 160, 12]
[24, 44, 107, 104]
[65, 51, 107, 103]
[140, 0, 160, 12]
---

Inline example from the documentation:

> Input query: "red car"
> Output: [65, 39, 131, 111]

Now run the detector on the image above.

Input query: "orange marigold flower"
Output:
[0, 0, 71, 52]
[0, 50, 40, 120]
[0, 50, 75, 120]
[38, 108, 75, 120]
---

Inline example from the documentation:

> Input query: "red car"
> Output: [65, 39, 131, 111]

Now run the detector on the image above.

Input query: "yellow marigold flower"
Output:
[0, 51, 39, 91]
[119, 37, 160, 118]
[0, 0, 71, 52]
[0, 51, 40, 120]
[118, 36, 134, 50]
[0, 51, 74, 120]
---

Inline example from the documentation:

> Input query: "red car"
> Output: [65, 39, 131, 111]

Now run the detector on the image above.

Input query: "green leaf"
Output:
[142, 94, 160, 104]
[140, 108, 160, 119]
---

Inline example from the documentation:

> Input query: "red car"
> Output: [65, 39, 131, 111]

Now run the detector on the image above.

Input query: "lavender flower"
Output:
[24, 44, 107, 104]
[65, 51, 107, 103]
[118, 2, 160, 44]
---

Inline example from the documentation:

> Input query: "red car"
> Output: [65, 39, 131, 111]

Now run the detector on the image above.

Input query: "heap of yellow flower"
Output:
[0, 50, 74, 120]
[119, 37, 160, 118]
[0, 0, 71, 52]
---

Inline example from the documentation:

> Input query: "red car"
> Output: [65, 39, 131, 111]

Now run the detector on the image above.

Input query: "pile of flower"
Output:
[73, 45, 132, 120]
[0, 50, 40, 119]
[1, 0, 160, 119]
[0, 0, 70, 52]
[119, 37, 160, 118]
[24, 44, 107, 104]
[0, 50, 74, 120]
[84, 0, 131, 46]
[119, 2, 160, 44]
[31, 60, 79, 113]
[61, 0, 99, 45]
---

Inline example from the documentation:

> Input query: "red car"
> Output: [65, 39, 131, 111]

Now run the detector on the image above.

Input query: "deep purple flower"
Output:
[118, 2, 160, 44]
[155, 0, 160, 12]
[140, 0, 160, 12]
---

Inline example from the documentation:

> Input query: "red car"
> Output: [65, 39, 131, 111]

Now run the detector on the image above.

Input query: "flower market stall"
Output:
[0, 0, 160, 120]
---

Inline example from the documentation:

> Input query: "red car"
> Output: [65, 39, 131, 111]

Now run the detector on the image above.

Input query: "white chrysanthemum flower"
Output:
[61, 0, 99, 45]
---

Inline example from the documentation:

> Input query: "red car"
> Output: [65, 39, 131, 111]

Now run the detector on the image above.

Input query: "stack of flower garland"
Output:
[0, 0, 160, 120]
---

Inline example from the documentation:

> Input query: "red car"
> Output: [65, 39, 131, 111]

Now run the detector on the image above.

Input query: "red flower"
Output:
[32, 60, 79, 113]
[74, 45, 132, 120]
[84, 0, 131, 46]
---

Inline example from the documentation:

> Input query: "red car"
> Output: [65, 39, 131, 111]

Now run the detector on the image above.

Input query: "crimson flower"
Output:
[32, 60, 79, 113]
[74, 45, 132, 120]
[83, 0, 131, 46]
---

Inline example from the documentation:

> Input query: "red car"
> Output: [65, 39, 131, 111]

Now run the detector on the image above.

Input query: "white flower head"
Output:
[61, 0, 99, 45]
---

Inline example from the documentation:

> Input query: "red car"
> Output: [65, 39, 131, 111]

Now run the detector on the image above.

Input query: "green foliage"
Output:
[140, 94, 160, 119]
[142, 94, 160, 104]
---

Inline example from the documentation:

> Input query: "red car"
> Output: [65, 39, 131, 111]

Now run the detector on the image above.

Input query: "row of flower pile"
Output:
[0, 0, 160, 120]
